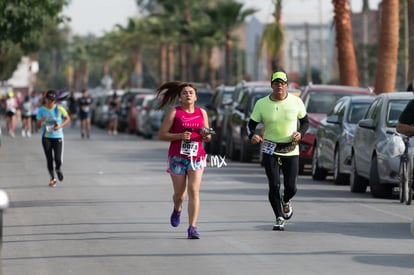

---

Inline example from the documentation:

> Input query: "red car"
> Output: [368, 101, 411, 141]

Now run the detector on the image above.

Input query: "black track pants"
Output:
[42, 137, 63, 179]
[262, 154, 298, 218]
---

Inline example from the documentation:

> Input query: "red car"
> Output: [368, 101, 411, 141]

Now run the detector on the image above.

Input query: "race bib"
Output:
[45, 124, 56, 133]
[262, 140, 277, 155]
[45, 118, 57, 133]
[180, 140, 199, 157]
[81, 106, 90, 112]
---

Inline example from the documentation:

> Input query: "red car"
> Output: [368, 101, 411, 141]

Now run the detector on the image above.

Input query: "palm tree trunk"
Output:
[179, 42, 187, 81]
[332, 0, 359, 86]
[131, 48, 143, 88]
[208, 47, 216, 88]
[374, 0, 399, 94]
[225, 34, 233, 85]
[159, 41, 167, 84]
[195, 48, 205, 82]
[80, 60, 88, 88]
[64, 66, 74, 90]
[167, 43, 175, 81]
[408, 0, 414, 84]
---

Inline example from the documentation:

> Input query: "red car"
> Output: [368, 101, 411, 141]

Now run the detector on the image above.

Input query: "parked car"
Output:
[312, 95, 375, 184]
[350, 92, 413, 198]
[118, 88, 152, 132]
[0, 189, 9, 243]
[299, 84, 372, 174]
[205, 84, 235, 154]
[127, 93, 155, 134]
[145, 97, 167, 139]
[192, 82, 214, 109]
[225, 86, 272, 162]
[91, 90, 125, 128]
[135, 94, 156, 138]
[220, 80, 269, 155]
[91, 94, 110, 128]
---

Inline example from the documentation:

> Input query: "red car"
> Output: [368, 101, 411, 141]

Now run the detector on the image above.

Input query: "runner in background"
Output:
[37, 90, 71, 187]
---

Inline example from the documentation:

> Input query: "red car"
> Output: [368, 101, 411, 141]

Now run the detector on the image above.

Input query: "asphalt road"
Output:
[0, 123, 413, 275]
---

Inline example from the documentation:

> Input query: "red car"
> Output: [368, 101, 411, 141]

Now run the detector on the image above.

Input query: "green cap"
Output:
[271, 71, 288, 83]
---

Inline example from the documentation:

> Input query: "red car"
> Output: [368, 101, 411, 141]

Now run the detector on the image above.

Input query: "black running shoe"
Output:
[56, 169, 64, 181]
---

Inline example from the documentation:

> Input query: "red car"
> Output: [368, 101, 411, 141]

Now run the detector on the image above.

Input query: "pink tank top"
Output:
[168, 106, 206, 159]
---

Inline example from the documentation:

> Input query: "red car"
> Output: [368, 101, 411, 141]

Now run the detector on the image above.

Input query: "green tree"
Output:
[205, 0, 256, 85]
[258, 0, 284, 71]
[0, 0, 68, 80]
[35, 25, 71, 89]
[117, 17, 154, 88]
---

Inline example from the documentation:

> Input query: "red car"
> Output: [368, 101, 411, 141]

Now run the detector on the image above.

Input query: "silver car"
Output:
[312, 95, 375, 185]
[350, 92, 414, 198]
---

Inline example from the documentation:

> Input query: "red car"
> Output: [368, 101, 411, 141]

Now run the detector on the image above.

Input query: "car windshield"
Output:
[222, 91, 233, 103]
[386, 100, 410, 127]
[306, 91, 351, 114]
[196, 92, 213, 107]
[347, 102, 371, 123]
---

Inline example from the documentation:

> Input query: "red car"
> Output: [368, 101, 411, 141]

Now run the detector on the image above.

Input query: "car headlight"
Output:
[306, 124, 318, 135]
[343, 129, 354, 145]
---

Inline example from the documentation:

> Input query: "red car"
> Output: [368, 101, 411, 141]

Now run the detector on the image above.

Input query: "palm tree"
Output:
[332, 0, 359, 86]
[374, 0, 399, 94]
[205, 0, 257, 85]
[66, 36, 91, 90]
[154, 0, 201, 81]
[87, 31, 122, 89]
[116, 17, 151, 88]
[258, 0, 285, 73]
[144, 15, 180, 84]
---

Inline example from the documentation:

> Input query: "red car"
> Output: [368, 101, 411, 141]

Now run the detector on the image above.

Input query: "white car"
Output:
[0, 189, 9, 241]
[350, 92, 414, 198]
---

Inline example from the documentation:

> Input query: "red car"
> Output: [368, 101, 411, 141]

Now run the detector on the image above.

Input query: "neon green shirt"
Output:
[250, 93, 307, 156]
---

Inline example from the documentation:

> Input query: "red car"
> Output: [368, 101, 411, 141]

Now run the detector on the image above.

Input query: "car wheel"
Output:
[210, 134, 221, 155]
[311, 144, 327, 180]
[333, 148, 349, 185]
[240, 138, 252, 163]
[369, 155, 393, 198]
[298, 160, 305, 175]
[350, 153, 368, 193]
[226, 134, 239, 161]
[0, 211, 3, 242]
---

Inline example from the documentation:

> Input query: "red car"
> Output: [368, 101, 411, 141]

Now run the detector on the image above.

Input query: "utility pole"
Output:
[319, 0, 325, 84]
[305, 23, 311, 84]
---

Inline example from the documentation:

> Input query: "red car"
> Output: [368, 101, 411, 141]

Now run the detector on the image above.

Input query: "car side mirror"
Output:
[222, 99, 232, 106]
[358, 118, 376, 130]
[236, 105, 244, 112]
[326, 115, 340, 124]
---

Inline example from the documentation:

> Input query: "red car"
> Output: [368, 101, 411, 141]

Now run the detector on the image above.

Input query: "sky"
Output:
[63, 0, 383, 36]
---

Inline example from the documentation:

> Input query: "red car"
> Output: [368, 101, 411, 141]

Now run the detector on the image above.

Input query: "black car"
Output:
[225, 86, 271, 162]
[205, 84, 235, 154]
[220, 80, 269, 156]
[192, 82, 214, 109]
